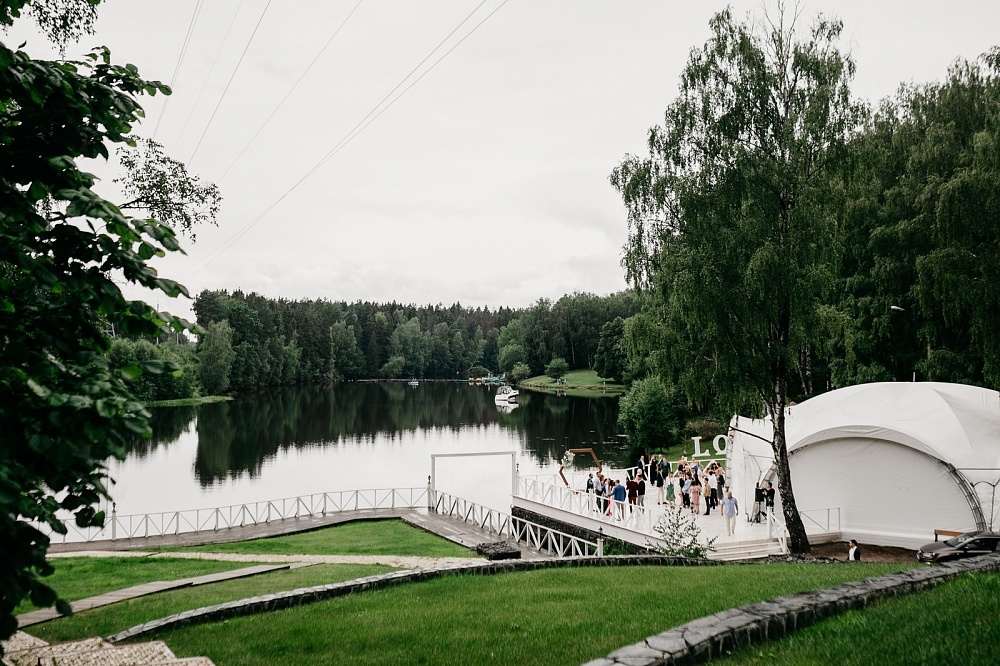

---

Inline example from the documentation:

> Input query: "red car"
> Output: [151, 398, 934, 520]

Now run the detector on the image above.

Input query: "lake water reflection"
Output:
[111, 383, 627, 515]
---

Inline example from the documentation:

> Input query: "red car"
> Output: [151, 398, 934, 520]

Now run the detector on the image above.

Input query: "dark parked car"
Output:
[916, 530, 1000, 563]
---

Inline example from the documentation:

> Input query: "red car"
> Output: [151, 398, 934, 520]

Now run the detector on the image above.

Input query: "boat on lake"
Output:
[494, 384, 518, 404]
[407, 379, 419, 387]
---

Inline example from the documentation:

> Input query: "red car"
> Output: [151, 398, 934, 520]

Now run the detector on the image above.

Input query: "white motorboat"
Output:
[407, 379, 419, 387]
[494, 384, 518, 404]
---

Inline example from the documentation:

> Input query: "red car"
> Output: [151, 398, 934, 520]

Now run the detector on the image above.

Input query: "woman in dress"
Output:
[690, 476, 702, 515]
[665, 472, 676, 506]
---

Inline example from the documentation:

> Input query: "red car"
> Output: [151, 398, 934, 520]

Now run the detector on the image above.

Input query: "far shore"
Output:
[518, 369, 623, 397]
[146, 395, 234, 408]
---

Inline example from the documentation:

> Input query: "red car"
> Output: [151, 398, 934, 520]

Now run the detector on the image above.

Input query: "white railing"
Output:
[515, 476, 660, 535]
[766, 509, 788, 554]
[431, 490, 599, 557]
[37, 487, 429, 543]
[799, 507, 841, 533]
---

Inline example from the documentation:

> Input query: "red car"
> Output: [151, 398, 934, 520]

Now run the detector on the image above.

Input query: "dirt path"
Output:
[810, 541, 917, 563]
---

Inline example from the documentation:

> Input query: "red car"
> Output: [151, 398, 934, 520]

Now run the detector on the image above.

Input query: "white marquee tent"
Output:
[726, 382, 1000, 548]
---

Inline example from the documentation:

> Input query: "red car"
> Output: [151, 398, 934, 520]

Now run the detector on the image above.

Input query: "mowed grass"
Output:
[715, 571, 1000, 666]
[519, 369, 623, 395]
[159, 519, 477, 558]
[16, 557, 253, 613]
[156, 563, 910, 666]
[27, 563, 392, 644]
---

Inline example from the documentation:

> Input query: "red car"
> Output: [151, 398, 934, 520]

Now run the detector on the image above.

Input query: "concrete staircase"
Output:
[2, 632, 213, 666]
[708, 537, 784, 562]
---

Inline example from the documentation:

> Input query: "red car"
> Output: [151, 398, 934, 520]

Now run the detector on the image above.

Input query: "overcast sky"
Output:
[9, 1, 1000, 321]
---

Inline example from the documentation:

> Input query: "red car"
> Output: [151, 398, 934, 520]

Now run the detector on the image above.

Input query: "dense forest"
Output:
[112, 289, 642, 400]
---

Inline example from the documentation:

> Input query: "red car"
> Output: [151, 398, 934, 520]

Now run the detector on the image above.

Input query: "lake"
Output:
[109, 382, 628, 516]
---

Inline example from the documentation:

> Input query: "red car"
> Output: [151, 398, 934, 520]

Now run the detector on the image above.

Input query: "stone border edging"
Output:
[107, 554, 718, 643]
[582, 553, 1000, 666]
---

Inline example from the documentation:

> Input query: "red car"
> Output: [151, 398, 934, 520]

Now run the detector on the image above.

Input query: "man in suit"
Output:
[847, 539, 862, 561]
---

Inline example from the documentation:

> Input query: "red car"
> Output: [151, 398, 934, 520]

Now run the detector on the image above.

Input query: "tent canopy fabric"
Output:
[727, 382, 1000, 548]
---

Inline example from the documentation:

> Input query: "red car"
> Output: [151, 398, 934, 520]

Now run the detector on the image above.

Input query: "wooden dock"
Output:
[46, 507, 547, 559]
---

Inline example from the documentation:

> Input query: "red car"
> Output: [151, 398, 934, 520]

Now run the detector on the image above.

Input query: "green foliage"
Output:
[379, 355, 405, 379]
[198, 321, 235, 395]
[617, 376, 687, 452]
[0, 1, 215, 642]
[497, 343, 526, 374]
[611, 5, 861, 552]
[108, 338, 195, 402]
[593, 316, 628, 384]
[829, 50, 1000, 389]
[648, 503, 716, 559]
[544, 357, 569, 380]
[116, 138, 221, 241]
[509, 362, 532, 384]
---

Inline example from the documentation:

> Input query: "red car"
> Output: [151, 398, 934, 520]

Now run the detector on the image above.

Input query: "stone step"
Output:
[2, 633, 215, 666]
[36, 641, 175, 666]
[708, 538, 783, 561]
[5, 637, 110, 666]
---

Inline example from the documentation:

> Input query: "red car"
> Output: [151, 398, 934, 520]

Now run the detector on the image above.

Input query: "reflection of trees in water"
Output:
[511, 391, 628, 467]
[185, 384, 625, 486]
[125, 406, 196, 459]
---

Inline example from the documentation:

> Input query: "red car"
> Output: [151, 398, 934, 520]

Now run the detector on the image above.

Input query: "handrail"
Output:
[431, 490, 598, 558]
[766, 508, 788, 554]
[799, 507, 841, 533]
[515, 476, 661, 534]
[34, 487, 429, 543]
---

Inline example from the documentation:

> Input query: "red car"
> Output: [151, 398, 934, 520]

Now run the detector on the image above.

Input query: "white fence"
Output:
[516, 476, 660, 534]
[431, 490, 599, 557]
[37, 487, 429, 543]
[799, 507, 842, 534]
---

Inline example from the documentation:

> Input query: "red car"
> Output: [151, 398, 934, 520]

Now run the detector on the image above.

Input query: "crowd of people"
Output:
[582, 454, 746, 534]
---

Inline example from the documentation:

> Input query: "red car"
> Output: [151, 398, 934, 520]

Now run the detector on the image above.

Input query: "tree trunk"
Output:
[772, 388, 811, 553]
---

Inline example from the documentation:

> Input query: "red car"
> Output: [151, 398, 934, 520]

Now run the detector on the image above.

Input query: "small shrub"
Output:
[647, 503, 716, 559]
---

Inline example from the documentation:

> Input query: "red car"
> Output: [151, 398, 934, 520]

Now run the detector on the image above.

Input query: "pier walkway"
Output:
[47, 506, 551, 559]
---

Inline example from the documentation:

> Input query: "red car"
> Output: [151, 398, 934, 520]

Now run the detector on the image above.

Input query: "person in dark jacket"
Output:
[847, 539, 862, 561]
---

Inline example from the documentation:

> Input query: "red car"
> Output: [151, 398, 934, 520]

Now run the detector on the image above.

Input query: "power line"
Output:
[216, 0, 365, 183]
[180, 0, 509, 281]
[153, 0, 204, 140]
[187, 0, 273, 166]
[174, 0, 245, 149]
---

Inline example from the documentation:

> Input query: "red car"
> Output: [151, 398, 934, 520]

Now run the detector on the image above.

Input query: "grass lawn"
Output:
[519, 369, 623, 396]
[155, 563, 909, 666]
[16, 557, 253, 614]
[715, 570, 1000, 665]
[158, 519, 477, 558]
[27, 563, 392, 644]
